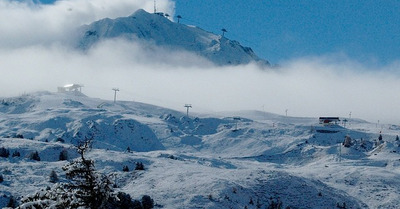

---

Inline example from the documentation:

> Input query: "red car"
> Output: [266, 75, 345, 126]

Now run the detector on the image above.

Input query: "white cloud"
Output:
[0, 0, 399, 124]
[0, 0, 174, 47]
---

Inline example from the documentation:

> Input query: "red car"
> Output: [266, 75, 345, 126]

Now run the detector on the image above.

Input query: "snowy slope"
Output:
[1, 92, 400, 208]
[77, 9, 269, 66]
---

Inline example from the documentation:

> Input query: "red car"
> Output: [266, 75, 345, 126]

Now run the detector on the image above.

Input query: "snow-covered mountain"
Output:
[77, 9, 269, 66]
[1, 91, 400, 208]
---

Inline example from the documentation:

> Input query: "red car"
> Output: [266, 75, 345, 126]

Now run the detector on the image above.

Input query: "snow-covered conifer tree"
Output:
[49, 170, 59, 183]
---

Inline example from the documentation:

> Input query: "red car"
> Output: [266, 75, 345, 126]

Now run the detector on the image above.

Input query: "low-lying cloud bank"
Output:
[1, 39, 400, 124]
[1, 0, 399, 124]
[0, 0, 174, 47]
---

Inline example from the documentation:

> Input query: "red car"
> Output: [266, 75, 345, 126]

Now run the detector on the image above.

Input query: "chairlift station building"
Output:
[57, 84, 84, 93]
[319, 117, 340, 126]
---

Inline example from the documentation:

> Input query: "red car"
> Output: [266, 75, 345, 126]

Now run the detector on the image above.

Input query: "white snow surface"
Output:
[1, 91, 400, 208]
[77, 9, 269, 66]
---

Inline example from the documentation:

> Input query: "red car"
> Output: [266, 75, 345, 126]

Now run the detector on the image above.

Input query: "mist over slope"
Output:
[1, 92, 400, 208]
[77, 9, 269, 66]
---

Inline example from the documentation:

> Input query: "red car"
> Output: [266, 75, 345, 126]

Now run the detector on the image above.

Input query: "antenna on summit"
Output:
[154, 0, 157, 13]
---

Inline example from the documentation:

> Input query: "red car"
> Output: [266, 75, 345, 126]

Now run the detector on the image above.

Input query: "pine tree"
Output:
[343, 135, 352, 148]
[59, 149, 68, 161]
[7, 196, 17, 208]
[132, 200, 143, 209]
[62, 139, 113, 208]
[141, 195, 154, 209]
[49, 170, 59, 183]
[0, 147, 10, 158]
[56, 137, 65, 143]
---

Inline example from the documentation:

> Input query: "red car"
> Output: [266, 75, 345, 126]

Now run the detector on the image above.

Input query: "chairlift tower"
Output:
[221, 28, 227, 37]
[233, 117, 241, 131]
[348, 111, 352, 127]
[262, 105, 266, 121]
[184, 104, 192, 117]
[176, 15, 182, 23]
[112, 88, 119, 103]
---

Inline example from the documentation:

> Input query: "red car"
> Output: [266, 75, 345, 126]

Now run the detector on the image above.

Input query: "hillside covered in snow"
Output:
[77, 9, 269, 66]
[1, 92, 400, 208]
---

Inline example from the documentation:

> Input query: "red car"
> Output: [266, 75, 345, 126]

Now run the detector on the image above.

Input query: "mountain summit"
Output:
[77, 9, 269, 66]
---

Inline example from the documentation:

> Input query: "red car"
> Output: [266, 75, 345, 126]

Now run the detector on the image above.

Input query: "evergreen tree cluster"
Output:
[123, 165, 130, 172]
[135, 162, 145, 170]
[0, 147, 21, 158]
[28, 151, 40, 161]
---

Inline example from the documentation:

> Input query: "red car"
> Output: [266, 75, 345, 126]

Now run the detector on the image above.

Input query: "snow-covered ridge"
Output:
[1, 92, 400, 208]
[77, 9, 269, 66]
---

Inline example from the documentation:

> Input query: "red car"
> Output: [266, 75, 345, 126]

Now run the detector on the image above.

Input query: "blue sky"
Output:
[37, 0, 399, 66]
